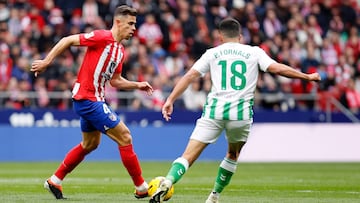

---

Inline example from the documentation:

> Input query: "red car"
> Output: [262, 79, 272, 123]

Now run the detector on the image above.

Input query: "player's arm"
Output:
[110, 73, 153, 95]
[166, 69, 201, 103]
[162, 68, 201, 121]
[31, 34, 80, 77]
[267, 62, 321, 82]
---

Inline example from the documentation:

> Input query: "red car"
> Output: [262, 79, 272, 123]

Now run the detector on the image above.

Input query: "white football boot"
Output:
[205, 191, 219, 203]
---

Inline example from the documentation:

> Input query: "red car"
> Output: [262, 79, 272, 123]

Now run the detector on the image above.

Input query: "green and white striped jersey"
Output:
[192, 42, 276, 121]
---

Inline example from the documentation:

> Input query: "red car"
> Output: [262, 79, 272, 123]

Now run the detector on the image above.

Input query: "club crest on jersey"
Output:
[108, 113, 117, 121]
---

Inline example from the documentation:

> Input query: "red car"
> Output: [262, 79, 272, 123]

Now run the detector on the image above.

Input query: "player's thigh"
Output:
[225, 119, 252, 143]
[190, 118, 224, 144]
[106, 121, 132, 146]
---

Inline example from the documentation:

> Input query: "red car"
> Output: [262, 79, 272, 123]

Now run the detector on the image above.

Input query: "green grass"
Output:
[0, 162, 359, 203]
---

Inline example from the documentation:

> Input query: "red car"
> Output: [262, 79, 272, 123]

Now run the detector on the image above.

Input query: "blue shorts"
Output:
[73, 100, 120, 134]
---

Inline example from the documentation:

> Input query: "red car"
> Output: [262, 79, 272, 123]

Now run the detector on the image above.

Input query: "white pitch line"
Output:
[180, 187, 360, 194]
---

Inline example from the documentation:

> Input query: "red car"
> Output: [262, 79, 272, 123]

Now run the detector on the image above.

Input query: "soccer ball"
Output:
[148, 176, 174, 201]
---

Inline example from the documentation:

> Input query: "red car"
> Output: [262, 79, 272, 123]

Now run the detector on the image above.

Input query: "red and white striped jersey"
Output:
[72, 30, 124, 102]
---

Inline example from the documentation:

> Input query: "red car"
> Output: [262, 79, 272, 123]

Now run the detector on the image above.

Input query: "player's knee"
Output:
[120, 133, 132, 145]
[82, 142, 99, 151]
[226, 151, 239, 160]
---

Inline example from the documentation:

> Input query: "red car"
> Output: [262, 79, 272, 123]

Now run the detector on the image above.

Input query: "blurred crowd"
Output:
[0, 0, 359, 113]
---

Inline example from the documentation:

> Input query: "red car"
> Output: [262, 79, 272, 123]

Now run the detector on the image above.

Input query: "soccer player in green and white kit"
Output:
[149, 17, 321, 203]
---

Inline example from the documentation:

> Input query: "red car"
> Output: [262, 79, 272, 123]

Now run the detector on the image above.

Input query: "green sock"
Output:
[213, 158, 237, 193]
[165, 157, 189, 184]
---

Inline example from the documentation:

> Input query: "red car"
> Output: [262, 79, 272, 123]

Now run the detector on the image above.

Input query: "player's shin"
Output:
[166, 157, 189, 184]
[119, 144, 145, 187]
[213, 157, 237, 193]
[54, 143, 90, 180]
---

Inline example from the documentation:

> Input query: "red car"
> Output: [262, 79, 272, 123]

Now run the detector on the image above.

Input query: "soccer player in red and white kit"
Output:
[31, 5, 152, 200]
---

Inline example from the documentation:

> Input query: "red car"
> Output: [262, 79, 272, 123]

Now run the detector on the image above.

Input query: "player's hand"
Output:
[138, 82, 153, 95]
[31, 60, 49, 77]
[162, 100, 173, 122]
[308, 73, 321, 82]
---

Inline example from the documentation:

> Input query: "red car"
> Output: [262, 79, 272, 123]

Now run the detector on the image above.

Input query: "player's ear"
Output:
[219, 31, 224, 42]
[114, 16, 122, 26]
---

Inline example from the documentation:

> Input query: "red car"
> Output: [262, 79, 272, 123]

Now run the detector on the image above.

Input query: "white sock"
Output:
[50, 175, 62, 185]
[135, 181, 148, 192]
[162, 179, 172, 188]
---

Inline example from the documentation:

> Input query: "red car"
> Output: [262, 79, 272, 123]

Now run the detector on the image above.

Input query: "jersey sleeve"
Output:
[192, 50, 211, 77]
[79, 30, 107, 47]
[256, 47, 276, 72]
[115, 61, 123, 74]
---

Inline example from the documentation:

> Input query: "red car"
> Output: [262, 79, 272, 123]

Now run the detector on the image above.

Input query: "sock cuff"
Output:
[78, 142, 91, 154]
[50, 175, 62, 185]
[220, 157, 237, 173]
[173, 157, 189, 171]
[224, 157, 237, 164]
[119, 144, 134, 152]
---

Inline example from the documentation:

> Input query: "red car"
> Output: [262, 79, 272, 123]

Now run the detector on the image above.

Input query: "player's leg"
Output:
[44, 100, 106, 199]
[206, 119, 251, 203]
[149, 139, 208, 202]
[77, 101, 147, 197]
[45, 130, 101, 199]
[206, 141, 245, 203]
[165, 139, 208, 184]
[106, 121, 148, 197]
[150, 118, 223, 203]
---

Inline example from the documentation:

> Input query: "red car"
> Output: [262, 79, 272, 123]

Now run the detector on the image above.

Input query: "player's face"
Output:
[117, 15, 136, 40]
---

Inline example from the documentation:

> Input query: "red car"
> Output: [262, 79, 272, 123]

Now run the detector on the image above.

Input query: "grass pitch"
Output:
[0, 162, 359, 203]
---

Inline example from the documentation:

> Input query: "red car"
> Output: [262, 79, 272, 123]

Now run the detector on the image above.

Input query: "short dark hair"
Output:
[218, 18, 241, 38]
[114, 5, 137, 17]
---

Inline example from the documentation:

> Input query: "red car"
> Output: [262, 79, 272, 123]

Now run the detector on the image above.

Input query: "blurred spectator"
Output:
[8, 7, 22, 38]
[11, 56, 32, 84]
[132, 75, 165, 111]
[301, 43, 320, 73]
[37, 25, 55, 54]
[345, 26, 360, 61]
[257, 73, 282, 111]
[82, 0, 99, 25]
[167, 19, 184, 54]
[329, 10, 344, 33]
[183, 78, 206, 111]
[33, 76, 49, 108]
[263, 8, 282, 39]
[11, 79, 32, 109]
[0, 43, 12, 91]
[164, 47, 186, 80]
[0, 0, 10, 22]
[334, 54, 354, 87]
[321, 38, 338, 66]
[29, 5, 46, 32]
[48, 7, 64, 26]
[150, 46, 168, 76]
[137, 13, 163, 46]
[342, 78, 360, 114]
